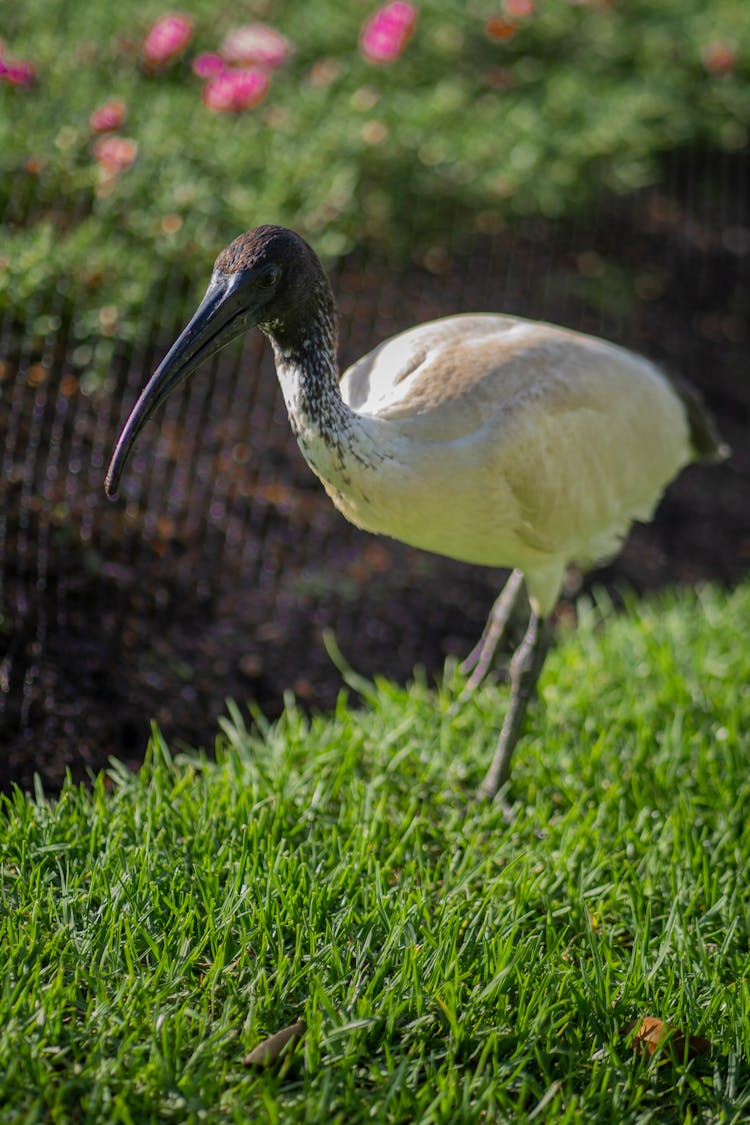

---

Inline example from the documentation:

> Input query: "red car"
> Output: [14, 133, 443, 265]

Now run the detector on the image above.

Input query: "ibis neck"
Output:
[269, 313, 353, 440]
[268, 312, 386, 490]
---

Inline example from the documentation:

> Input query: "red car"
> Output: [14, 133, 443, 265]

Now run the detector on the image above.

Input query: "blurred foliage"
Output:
[1, 0, 749, 352]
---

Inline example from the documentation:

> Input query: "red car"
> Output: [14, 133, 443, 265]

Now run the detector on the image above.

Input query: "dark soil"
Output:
[2, 155, 748, 793]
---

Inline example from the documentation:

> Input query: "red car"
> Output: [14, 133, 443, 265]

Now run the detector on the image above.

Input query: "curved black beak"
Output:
[105, 270, 253, 498]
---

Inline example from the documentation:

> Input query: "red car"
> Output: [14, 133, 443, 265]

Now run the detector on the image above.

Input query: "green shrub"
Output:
[1, 0, 749, 350]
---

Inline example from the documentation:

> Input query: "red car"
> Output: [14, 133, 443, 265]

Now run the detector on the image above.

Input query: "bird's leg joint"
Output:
[510, 612, 548, 686]
[477, 610, 549, 802]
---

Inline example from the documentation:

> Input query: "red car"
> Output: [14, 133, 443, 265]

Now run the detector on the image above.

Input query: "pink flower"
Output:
[90, 98, 127, 132]
[202, 67, 269, 113]
[703, 41, 737, 75]
[143, 12, 193, 68]
[505, 0, 535, 16]
[360, 2, 418, 64]
[0, 56, 36, 87]
[93, 135, 138, 175]
[220, 24, 291, 69]
[486, 17, 516, 41]
[192, 52, 226, 79]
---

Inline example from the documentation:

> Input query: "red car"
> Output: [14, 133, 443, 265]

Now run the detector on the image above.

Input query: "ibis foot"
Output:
[478, 610, 548, 801]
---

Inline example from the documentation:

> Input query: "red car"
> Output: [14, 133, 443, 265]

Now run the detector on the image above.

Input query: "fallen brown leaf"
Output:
[627, 1015, 711, 1062]
[243, 1019, 306, 1068]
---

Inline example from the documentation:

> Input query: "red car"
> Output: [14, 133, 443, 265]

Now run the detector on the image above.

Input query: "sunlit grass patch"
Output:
[1, 582, 749, 1122]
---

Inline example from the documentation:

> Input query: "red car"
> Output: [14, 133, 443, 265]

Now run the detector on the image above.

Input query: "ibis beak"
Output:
[105, 270, 253, 498]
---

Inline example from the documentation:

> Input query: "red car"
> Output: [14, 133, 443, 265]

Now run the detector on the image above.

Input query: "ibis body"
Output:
[106, 225, 725, 798]
[299, 312, 697, 619]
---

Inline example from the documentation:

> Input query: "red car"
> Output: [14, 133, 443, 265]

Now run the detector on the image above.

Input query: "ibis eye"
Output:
[260, 266, 281, 289]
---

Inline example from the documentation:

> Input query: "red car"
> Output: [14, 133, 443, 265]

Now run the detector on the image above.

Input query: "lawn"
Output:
[1, 581, 748, 1123]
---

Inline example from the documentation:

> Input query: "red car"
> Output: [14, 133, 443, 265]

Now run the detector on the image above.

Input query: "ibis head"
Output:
[104, 225, 333, 498]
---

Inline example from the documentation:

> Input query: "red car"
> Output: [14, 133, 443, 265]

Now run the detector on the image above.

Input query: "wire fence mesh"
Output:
[1, 147, 748, 791]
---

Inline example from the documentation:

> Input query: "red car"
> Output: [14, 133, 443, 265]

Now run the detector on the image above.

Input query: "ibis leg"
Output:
[478, 610, 548, 801]
[459, 568, 525, 686]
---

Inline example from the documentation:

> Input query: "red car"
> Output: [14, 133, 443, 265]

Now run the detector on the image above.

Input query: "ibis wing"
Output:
[339, 312, 680, 446]
[341, 313, 693, 571]
[340, 314, 540, 440]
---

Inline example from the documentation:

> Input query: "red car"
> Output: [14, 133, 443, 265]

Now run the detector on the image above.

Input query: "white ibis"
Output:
[105, 225, 727, 799]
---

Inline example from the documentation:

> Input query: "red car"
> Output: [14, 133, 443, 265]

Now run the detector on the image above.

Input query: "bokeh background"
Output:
[1, 1, 748, 790]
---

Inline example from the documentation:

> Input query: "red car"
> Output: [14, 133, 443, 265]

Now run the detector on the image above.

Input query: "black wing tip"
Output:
[670, 374, 730, 464]
[684, 393, 731, 464]
[711, 440, 732, 464]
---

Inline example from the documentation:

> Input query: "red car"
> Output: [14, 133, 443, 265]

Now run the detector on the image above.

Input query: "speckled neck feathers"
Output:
[271, 305, 351, 441]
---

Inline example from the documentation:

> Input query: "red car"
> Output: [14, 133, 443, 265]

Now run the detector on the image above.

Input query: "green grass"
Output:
[1, 581, 749, 1123]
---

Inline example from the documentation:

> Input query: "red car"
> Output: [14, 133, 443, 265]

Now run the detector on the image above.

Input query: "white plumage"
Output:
[311, 313, 694, 616]
[106, 226, 725, 799]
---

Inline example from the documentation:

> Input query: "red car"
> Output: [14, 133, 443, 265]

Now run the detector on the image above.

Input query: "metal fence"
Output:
[1, 148, 748, 791]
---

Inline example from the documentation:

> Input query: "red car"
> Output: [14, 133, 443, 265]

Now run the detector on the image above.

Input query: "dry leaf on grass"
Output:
[244, 1019, 306, 1068]
[627, 1016, 711, 1061]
